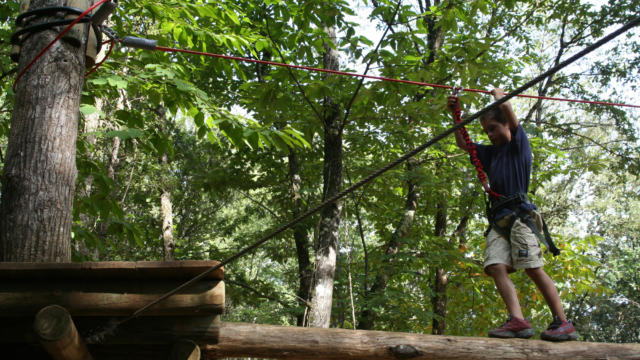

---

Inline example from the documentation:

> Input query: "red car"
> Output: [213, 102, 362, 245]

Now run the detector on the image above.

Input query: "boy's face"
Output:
[480, 117, 511, 146]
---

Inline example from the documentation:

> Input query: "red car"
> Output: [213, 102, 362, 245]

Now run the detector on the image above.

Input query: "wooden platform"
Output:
[1, 261, 224, 359]
[0, 260, 224, 280]
[0, 261, 225, 317]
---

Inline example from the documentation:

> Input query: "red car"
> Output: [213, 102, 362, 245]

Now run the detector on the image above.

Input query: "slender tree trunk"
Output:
[310, 24, 342, 328]
[76, 98, 102, 260]
[432, 191, 474, 335]
[96, 134, 121, 244]
[289, 150, 312, 326]
[432, 199, 448, 334]
[358, 160, 418, 330]
[161, 153, 175, 261]
[0, 0, 87, 262]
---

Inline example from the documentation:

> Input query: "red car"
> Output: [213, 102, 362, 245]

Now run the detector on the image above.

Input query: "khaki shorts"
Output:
[483, 212, 544, 272]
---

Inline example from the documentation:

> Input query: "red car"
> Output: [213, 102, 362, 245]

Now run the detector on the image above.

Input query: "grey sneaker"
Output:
[540, 316, 578, 341]
[488, 315, 534, 339]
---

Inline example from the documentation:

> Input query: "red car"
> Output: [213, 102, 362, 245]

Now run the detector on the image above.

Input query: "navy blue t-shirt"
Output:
[474, 124, 536, 219]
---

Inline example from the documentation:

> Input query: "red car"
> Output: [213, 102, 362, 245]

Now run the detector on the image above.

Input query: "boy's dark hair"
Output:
[479, 107, 507, 125]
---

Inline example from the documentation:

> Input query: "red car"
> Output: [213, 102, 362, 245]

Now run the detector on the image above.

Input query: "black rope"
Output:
[86, 14, 640, 343]
[16, 6, 86, 26]
[11, 6, 102, 61]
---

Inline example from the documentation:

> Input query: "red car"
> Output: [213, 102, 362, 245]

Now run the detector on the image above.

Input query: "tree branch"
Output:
[341, 1, 402, 130]
[263, 8, 324, 126]
[238, 190, 279, 219]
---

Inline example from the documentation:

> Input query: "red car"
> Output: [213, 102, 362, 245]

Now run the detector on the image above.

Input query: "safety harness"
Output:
[486, 193, 561, 256]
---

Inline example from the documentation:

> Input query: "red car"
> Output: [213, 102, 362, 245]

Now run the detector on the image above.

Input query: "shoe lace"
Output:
[501, 315, 514, 327]
[547, 316, 563, 330]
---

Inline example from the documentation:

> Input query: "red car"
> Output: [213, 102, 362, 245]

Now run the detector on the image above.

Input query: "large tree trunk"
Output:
[0, 0, 87, 262]
[309, 24, 342, 328]
[289, 150, 313, 326]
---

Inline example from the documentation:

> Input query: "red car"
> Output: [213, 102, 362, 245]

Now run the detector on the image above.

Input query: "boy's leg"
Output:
[525, 267, 578, 341]
[511, 218, 578, 342]
[485, 264, 533, 338]
[484, 226, 533, 339]
[486, 264, 524, 319]
[524, 267, 565, 320]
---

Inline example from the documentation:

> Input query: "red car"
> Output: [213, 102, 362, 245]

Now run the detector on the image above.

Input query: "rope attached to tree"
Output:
[450, 91, 501, 198]
[12, 0, 111, 90]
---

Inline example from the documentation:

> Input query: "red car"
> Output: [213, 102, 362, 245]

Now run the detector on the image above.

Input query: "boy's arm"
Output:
[447, 95, 469, 152]
[491, 88, 519, 131]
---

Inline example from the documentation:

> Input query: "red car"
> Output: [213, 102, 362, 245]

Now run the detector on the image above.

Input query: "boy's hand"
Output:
[447, 95, 460, 113]
[490, 88, 506, 100]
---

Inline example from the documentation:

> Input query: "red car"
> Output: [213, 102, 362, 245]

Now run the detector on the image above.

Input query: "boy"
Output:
[447, 88, 578, 341]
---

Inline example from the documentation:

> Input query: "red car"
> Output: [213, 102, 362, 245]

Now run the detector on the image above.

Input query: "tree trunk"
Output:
[161, 153, 175, 261]
[76, 98, 103, 260]
[0, 0, 87, 262]
[310, 24, 342, 328]
[432, 199, 448, 335]
[358, 160, 418, 330]
[288, 150, 312, 326]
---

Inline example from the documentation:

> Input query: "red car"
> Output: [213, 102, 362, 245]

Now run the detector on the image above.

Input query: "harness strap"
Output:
[517, 210, 561, 256]
[487, 193, 561, 256]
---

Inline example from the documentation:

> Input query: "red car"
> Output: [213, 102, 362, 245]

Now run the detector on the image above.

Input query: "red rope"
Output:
[451, 96, 501, 198]
[13, 0, 109, 90]
[155, 45, 640, 109]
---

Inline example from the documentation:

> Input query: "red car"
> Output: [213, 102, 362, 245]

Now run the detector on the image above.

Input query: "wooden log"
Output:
[0, 279, 224, 316]
[0, 260, 224, 280]
[34, 305, 93, 360]
[170, 339, 201, 360]
[202, 322, 640, 360]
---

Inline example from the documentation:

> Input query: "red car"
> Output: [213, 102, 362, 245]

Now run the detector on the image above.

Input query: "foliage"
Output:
[1, 0, 639, 345]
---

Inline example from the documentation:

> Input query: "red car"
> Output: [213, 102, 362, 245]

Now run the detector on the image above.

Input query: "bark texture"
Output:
[0, 0, 86, 262]
[161, 153, 175, 261]
[310, 24, 343, 328]
[289, 150, 313, 326]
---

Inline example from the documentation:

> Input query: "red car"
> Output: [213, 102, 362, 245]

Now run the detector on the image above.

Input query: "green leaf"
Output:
[80, 104, 97, 115]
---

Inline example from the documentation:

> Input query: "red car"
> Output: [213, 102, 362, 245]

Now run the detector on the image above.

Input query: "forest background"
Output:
[1, 0, 639, 343]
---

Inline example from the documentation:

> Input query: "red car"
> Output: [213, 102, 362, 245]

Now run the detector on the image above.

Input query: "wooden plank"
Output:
[201, 322, 640, 360]
[79, 316, 220, 345]
[0, 260, 224, 280]
[0, 316, 220, 345]
[34, 305, 93, 360]
[0, 279, 224, 316]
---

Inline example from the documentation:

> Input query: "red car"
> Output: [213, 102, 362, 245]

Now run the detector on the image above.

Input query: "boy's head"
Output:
[480, 108, 511, 146]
